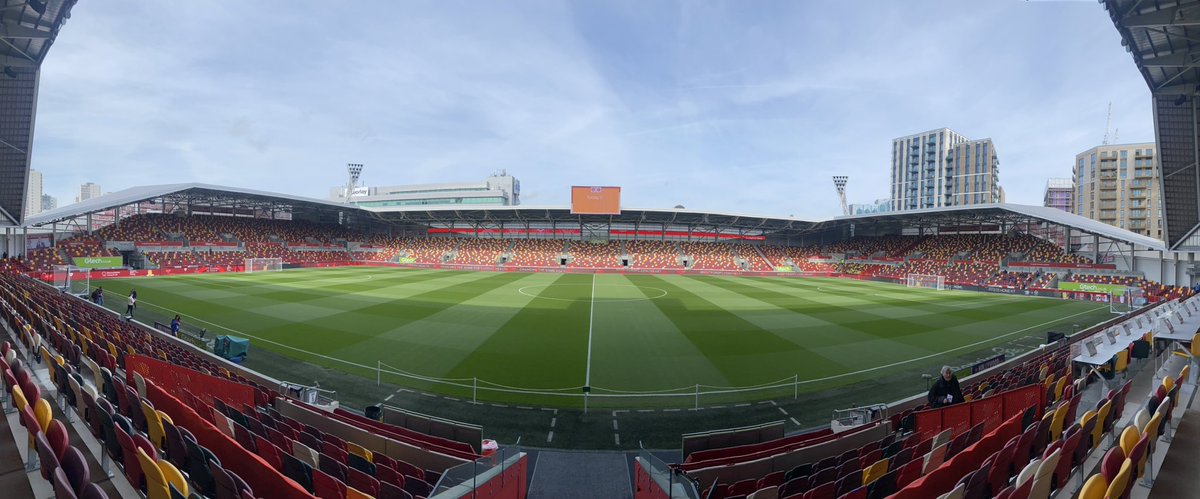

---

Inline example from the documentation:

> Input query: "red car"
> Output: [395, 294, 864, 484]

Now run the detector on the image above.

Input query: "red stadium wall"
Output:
[633, 460, 671, 499]
[910, 383, 1046, 441]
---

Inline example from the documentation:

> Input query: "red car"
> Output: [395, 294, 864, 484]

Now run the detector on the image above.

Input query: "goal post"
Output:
[52, 265, 91, 296]
[1110, 287, 1145, 314]
[244, 257, 283, 273]
[905, 273, 946, 291]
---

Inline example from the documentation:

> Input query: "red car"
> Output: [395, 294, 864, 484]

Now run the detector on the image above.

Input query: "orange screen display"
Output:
[571, 186, 621, 215]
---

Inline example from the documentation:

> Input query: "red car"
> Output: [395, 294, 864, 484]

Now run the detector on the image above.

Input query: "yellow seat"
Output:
[863, 459, 889, 485]
[1103, 459, 1131, 499]
[1118, 425, 1139, 456]
[54, 355, 64, 367]
[157, 410, 173, 425]
[1179, 364, 1190, 383]
[33, 398, 53, 432]
[346, 486, 373, 499]
[1050, 403, 1069, 442]
[142, 400, 165, 450]
[1078, 474, 1107, 499]
[1114, 350, 1129, 373]
[1142, 413, 1162, 444]
[11, 386, 27, 412]
[1092, 401, 1111, 450]
[137, 448, 170, 499]
[346, 442, 373, 463]
[159, 459, 188, 497]
[1054, 376, 1067, 401]
[1162, 375, 1174, 392]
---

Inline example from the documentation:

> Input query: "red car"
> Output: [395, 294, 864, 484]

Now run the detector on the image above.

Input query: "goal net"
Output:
[906, 274, 946, 291]
[244, 258, 283, 273]
[1110, 287, 1145, 314]
[52, 265, 91, 296]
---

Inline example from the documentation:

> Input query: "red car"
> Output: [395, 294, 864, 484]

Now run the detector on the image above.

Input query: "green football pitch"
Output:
[93, 267, 1112, 409]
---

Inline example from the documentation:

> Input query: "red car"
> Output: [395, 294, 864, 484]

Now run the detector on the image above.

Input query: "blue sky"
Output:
[31, 0, 1151, 219]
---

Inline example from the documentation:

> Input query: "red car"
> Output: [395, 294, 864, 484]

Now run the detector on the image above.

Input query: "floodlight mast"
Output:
[346, 163, 364, 204]
[832, 176, 850, 216]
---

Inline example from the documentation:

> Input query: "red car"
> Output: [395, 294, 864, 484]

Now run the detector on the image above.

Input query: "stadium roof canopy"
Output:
[1103, 0, 1200, 250]
[20, 182, 1168, 250]
[0, 0, 77, 227]
[0, 0, 75, 66]
[23, 182, 385, 228]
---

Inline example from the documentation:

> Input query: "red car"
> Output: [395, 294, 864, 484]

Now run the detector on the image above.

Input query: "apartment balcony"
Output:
[1099, 181, 1117, 190]
[1099, 193, 1118, 201]
[1129, 221, 1148, 230]
[1098, 173, 1117, 180]
[1129, 189, 1148, 199]
[1135, 150, 1154, 158]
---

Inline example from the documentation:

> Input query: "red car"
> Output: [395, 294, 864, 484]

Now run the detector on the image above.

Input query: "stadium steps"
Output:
[751, 245, 773, 270]
[1147, 405, 1200, 498]
[0, 403, 37, 499]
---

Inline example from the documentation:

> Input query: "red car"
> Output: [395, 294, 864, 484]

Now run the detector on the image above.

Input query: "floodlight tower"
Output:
[832, 176, 850, 216]
[345, 163, 364, 203]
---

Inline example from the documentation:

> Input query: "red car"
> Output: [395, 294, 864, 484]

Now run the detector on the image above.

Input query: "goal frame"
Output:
[244, 257, 283, 273]
[52, 265, 91, 296]
[1110, 287, 1144, 314]
[905, 273, 946, 291]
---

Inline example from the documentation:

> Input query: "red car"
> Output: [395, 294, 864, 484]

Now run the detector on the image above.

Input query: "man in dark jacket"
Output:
[927, 365, 964, 408]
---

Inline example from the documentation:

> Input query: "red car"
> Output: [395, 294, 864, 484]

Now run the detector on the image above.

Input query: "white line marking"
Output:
[789, 417, 801, 426]
[777, 407, 789, 415]
[550, 418, 557, 428]
[664, 408, 680, 412]
[585, 274, 596, 388]
[517, 406, 534, 410]
[384, 394, 394, 401]
[612, 420, 619, 430]
[614, 434, 620, 446]
[734, 403, 750, 407]
[637, 409, 654, 413]
[546, 431, 554, 443]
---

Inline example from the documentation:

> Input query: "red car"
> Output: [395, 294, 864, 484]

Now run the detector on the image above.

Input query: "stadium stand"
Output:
[508, 239, 563, 267]
[567, 241, 617, 268]
[625, 240, 681, 270]
[643, 295, 1198, 499]
[0, 265, 523, 499]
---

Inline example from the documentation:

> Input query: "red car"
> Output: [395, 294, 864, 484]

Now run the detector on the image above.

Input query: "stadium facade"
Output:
[890, 128, 1003, 212]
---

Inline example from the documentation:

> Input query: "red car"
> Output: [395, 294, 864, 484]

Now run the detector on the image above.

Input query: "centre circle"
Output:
[517, 283, 669, 302]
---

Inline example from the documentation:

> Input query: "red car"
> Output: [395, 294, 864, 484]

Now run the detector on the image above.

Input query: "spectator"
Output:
[90, 286, 103, 305]
[125, 290, 137, 317]
[927, 365, 964, 408]
[170, 315, 182, 337]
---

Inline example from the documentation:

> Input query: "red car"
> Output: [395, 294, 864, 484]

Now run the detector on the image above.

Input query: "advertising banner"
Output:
[1057, 281, 1128, 295]
[71, 256, 123, 269]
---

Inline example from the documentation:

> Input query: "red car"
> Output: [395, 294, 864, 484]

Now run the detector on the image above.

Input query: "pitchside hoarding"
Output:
[71, 256, 123, 269]
[1056, 281, 1128, 295]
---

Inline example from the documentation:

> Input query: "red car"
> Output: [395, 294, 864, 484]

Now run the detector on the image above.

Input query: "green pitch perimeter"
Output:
[93, 267, 1111, 408]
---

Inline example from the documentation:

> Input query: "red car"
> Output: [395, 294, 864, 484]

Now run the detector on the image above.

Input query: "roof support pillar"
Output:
[1094, 234, 1100, 264]
[1160, 249, 1167, 286]
[22, 227, 28, 257]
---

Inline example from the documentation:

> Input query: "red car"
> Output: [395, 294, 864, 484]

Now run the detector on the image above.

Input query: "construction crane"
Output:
[832, 176, 850, 216]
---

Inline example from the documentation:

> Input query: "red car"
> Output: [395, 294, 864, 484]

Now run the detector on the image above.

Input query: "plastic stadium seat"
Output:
[1078, 474, 1107, 499]
[60, 446, 90, 494]
[311, 468, 347, 499]
[1100, 447, 1125, 482]
[138, 447, 169, 499]
[1104, 460, 1131, 499]
[54, 468, 77, 499]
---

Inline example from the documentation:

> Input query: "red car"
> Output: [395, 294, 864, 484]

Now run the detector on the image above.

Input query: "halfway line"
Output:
[584, 273, 596, 388]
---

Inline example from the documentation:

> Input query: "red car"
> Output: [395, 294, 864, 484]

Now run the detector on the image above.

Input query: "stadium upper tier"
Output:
[7, 213, 1194, 302]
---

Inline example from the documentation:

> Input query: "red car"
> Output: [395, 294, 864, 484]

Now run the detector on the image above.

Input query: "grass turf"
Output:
[93, 266, 1110, 408]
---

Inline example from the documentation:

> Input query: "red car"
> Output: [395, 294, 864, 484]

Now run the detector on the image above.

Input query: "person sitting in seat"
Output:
[927, 365, 964, 408]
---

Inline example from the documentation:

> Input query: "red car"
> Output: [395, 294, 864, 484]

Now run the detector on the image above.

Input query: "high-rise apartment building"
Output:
[76, 182, 101, 203]
[1073, 143, 1162, 239]
[41, 194, 57, 212]
[25, 169, 42, 217]
[1043, 178, 1074, 213]
[890, 128, 1002, 211]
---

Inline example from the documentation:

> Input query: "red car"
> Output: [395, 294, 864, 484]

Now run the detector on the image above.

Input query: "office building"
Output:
[1043, 178, 1074, 213]
[330, 171, 520, 208]
[25, 169, 42, 217]
[76, 182, 101, 203]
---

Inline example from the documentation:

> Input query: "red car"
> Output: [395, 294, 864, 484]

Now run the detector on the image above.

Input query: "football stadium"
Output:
[3, 1, 1200, 499]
